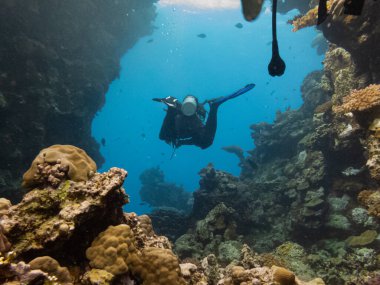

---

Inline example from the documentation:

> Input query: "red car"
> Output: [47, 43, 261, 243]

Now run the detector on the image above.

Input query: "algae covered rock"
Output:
[22, 144, 97, 189]
[1, 167, 128, 260]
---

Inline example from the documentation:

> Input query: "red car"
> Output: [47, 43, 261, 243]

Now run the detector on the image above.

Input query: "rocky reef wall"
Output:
[159, 2, 380, 283]
[0, 0, 157, 201]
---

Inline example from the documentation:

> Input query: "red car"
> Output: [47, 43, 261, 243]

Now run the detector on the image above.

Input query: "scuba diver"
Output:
[153, 84, 255, 150]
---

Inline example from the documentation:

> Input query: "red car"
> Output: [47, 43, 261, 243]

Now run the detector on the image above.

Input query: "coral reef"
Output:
[160, 46, 380, 283]
[0, 0, 157, 202]
[139, 166, 192, 213]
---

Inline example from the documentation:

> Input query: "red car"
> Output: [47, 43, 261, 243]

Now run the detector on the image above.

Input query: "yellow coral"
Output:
[86, 224, 138, 276]
[22, 145, 97, 189]
[291, 1, 333, 32]
[134, 247, 186, 285]
[333, 84, 380, 113]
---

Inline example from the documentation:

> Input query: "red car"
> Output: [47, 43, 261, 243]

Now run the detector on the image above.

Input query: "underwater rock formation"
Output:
[1, 167, 128, 261]
[0, 0, 157, 202]
[290, 0, 380, 83]
[139, 166, 192, 213]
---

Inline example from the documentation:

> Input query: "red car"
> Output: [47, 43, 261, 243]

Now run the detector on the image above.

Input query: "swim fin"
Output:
[209, 84, 255, 106]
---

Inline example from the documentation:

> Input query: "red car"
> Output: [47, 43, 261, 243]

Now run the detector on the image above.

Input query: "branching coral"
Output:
[290, 1, 333, 31]
[22, 144, 97, 189]
[333, 84, 380, 114]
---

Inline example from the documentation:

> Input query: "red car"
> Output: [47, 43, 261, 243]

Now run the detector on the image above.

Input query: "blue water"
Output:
[92, 2, 324, 214]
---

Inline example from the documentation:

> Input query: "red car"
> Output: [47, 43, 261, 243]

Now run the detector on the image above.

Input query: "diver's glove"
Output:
[152, 96, 179, 108]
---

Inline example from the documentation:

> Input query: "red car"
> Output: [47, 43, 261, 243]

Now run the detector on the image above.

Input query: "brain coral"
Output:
[22, 144, 97, 189]
[86, 224, 139, 276]
[134, 247, 186, 285]
[29, 256, 73, 285]
[333, 84, 380, 113]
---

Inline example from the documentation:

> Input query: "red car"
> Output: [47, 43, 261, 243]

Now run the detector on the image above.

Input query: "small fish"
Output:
[235, 23, 243, 29]
[141, 133, 146, 138]
[197, 33, 207, 39]
[139, 202, 147, 206]
[100, 138, 106, 147]
[266, 41, 272, 46]
[146, 39, 154, 43]
[270, 90, 275, 96]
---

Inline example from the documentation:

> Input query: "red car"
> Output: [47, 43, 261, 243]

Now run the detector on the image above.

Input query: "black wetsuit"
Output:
[159, 101, 218, 149]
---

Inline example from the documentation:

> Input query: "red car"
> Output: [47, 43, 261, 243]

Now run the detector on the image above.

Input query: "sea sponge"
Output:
[333, 84, 380, 114]
[358, 190, 380, 217]
[86, 224, 139, 276]
[272, 265, 296, 285]
[290, 1, 333, 32]
[346, 230, 378, 247]
[134, 247, 186, 285]
[29, 256, 73, 285]
[22, 144, 97, 189]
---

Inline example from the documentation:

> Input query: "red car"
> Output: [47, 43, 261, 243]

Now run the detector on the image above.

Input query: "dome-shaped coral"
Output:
[272, 265, 296, 285]
[22, 145, 97, 189]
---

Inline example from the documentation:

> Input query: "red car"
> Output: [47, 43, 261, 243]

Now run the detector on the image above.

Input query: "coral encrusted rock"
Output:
[0, 167, 128, 260]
